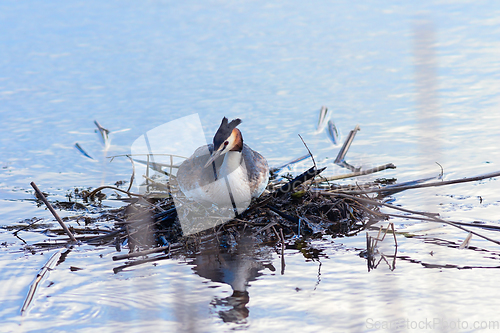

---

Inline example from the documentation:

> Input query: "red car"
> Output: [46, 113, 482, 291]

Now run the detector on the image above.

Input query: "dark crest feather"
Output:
[213, 117, 242, 149]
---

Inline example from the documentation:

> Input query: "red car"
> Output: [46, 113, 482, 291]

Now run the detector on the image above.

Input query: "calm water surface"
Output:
[1, 0, 500, 332]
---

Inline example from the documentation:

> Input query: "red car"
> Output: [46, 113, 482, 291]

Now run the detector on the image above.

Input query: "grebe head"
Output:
[204, 117, 243, 168]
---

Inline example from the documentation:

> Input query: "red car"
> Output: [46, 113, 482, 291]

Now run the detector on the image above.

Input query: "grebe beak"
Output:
[204, 148, 223, 168]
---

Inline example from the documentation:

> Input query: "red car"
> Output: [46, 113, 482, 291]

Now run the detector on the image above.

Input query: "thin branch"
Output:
[298, 134, 317, 170]
[252, 221, 279, 237]
[30, 182, 77, 242]
[331, 170, 500, 195]
[125, 155, 136, 193]
[112, 243, 183, 261]
[334, 125, 360, 165]
[87, 186, 143, 198]
[280, 228, 286, 275]
[323, 192, 439, 218]
[313, 163, 396, 183]
[385, 213, 500, 231]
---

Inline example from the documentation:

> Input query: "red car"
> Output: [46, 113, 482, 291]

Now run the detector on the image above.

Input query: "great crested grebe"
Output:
[176, 117, 269, 212]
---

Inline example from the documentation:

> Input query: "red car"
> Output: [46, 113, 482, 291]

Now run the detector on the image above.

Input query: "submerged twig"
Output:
[21, 249, 62, 314]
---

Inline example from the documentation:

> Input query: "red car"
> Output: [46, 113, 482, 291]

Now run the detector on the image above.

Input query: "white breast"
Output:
[177, 144, 269, 213]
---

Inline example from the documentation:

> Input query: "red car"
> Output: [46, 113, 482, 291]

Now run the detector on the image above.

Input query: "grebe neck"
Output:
[220, 150, 243, 177]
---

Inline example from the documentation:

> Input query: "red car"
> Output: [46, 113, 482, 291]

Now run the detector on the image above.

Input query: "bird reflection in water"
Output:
[188, 236, 275, 323]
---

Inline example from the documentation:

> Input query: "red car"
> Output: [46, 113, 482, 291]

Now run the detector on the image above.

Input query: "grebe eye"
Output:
[224, 141, 229, 146]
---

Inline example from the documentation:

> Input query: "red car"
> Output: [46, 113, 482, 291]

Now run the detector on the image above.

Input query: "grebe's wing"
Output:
[241, 144, 269, 197]
[177, 144, 223, 191]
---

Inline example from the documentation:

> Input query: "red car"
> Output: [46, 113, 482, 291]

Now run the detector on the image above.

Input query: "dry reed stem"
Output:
[329, 170, 500, 195]
[312, 163, 396, 183]
[30, 182, 77, 242]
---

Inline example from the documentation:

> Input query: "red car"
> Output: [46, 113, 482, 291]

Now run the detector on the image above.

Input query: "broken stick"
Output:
[30, 182, 77, 242]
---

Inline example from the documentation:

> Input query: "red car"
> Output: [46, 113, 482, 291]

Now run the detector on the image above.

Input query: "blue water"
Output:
[2, 0, 500, 331]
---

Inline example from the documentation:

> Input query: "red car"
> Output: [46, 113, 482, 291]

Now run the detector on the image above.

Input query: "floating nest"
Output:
[112, 173, 373, 249]
[20, 119, 500, 272]
[23, 160, 402, 270]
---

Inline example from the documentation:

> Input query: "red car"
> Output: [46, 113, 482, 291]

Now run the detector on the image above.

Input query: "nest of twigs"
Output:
[81, 164, 389, 263]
